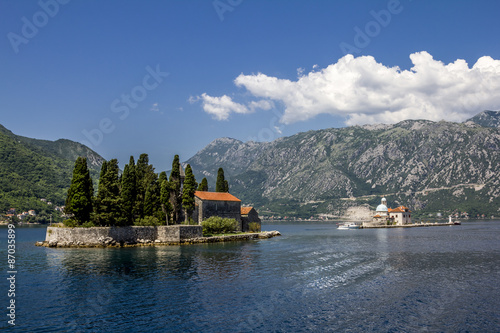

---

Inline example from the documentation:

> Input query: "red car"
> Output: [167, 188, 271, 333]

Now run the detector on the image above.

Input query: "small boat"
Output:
[338, 222, 360, 229]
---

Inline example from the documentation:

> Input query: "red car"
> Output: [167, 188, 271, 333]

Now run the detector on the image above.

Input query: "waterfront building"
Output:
[364, 198, 412, 226]
[193, 191, 242, 231]
[388, 206, 412, 225]
[193, 191, 261, 232]
[241, 206, 261, 231]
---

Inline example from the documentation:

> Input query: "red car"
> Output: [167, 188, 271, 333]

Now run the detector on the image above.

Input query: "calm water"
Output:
[1, 221, 500, 332]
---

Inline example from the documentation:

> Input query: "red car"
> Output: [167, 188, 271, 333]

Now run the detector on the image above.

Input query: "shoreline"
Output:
[360, 222, 458, 229]
[35, 230, 281, 248]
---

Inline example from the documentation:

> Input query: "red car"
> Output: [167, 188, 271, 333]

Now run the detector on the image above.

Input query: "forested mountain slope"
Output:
[0, 124, 103, 211]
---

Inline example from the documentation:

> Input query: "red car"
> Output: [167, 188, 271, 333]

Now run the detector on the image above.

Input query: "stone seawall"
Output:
[41, 225, 202, 247]
[36, 226, 281, 248]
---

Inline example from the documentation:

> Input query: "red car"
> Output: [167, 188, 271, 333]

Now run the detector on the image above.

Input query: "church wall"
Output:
[241, 209, 261, 232]
[195, 197, 242, 231]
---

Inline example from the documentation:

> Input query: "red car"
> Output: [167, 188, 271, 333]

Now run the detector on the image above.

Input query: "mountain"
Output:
[467, 110, 500, 128]
[186, 114, 500, 218]
[0, 124, 104, 212]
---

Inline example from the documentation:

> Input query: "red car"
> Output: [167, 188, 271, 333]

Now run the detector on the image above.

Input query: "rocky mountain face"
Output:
[186, 114, 500, 218]
[467, 110, 500, 128]
[0, 124, 104, 210]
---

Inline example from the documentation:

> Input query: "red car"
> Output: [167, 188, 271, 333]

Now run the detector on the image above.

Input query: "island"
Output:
[36, 155, 281, 247]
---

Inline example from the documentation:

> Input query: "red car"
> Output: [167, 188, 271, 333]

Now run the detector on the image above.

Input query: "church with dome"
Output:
[363, 198, 412, 226]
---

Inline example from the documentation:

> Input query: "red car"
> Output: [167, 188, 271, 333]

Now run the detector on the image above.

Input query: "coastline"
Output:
[35, 229, 281, 248]
[360, 222, 458, 229]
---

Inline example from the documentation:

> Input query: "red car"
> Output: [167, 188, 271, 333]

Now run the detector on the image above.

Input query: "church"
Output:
[364, 198, 412, 226]
[192, 191, 261, 232]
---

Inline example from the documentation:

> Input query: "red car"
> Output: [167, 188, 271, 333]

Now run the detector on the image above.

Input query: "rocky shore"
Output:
[35, 230, 281, 248]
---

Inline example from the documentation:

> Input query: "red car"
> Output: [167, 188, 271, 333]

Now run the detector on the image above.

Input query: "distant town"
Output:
[0, 198, 67, 224]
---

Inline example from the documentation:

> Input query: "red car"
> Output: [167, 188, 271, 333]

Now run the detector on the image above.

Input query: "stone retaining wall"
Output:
[44, 225, 202, 247]
[38, 228, 281, 248]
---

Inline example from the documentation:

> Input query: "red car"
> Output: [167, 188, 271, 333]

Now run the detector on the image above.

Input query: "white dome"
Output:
[376, 204, 388, 212]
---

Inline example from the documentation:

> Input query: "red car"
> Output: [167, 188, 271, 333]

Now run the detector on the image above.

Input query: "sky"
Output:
[1, 0, 500, 171]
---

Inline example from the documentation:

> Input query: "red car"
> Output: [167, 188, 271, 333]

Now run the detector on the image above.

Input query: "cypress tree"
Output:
[65, 157, 94, 225]
[169, 155, 182, 223]
[134, 153, 150, 219]
[157, 171, 168, 223]
[160, 176, 173, 225]
[224, 179, 229, 193]
[121, 156, 137, 225]
[198, 177, 208, 191]
[144, 175, 159, 218]
[216, 167, 227, 192]
[94, 159, 123, 226]
[182, 164, 197, 223]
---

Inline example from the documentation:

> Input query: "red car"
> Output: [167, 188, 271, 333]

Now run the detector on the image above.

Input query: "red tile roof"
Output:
[241, 207, 253, 215]
[194, 191, 241, 202]
[388, 206, 410, 213]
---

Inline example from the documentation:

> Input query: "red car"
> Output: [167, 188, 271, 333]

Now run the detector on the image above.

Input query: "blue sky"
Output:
[1, 0, 500, 171]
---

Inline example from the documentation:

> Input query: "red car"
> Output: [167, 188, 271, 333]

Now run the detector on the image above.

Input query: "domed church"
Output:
[366, 197, 412, 226]
[375, 198, 389, 217]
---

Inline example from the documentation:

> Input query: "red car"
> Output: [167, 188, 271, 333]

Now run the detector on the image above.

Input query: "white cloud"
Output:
[150, 103, 159, 112]
[248, 99, 274, 112]
[198, 93, 250, 121]
[227, 52, 500, 125]
[193, 92, 275, 121]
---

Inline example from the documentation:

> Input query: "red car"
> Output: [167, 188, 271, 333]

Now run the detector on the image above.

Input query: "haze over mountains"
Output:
[1, 110, 499, 217]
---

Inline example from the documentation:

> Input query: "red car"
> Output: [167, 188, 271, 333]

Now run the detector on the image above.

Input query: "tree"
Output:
[216, 167, 228, 192]
[134, 154, 149, 218]
[144, 174, 159, 218]
[134, 153, 157, 220]
[159, 171, 172, 225]
[182, 164, 197, 223]
[198, 177, 208, 191]
[94, 159, 123, 226]
[169, 155, 182, 223]
[121, 156, 137, 225]
[65, 157, 94, 225]
[160, 175, 173, 225]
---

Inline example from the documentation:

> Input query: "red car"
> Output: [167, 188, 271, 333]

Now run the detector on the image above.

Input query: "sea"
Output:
[1, 221, 499, 332]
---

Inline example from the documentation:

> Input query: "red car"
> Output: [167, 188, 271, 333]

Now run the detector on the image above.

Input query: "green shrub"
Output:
[81, 221, 96, 228]
[201, 216, 237, 235]
[134, 216, 160, 226]
[63, 219, 78, 227]
[248, 222, 261, 232]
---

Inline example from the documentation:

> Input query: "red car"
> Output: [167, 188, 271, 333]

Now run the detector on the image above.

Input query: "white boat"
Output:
[338, 222, 360, 229]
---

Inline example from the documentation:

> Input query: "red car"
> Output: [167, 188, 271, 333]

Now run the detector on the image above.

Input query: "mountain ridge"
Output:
[187, 112, 500, 218]
[0, 124, 104, 212]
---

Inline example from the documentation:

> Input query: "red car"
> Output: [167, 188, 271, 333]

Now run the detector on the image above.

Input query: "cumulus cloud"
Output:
[227, 51, 500, 125]
[248, 99, 274, 112]
[194, 93, 249, 120]
[192, 93, 274, 120]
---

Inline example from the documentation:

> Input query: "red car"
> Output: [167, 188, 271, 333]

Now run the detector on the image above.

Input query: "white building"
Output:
[388, 206, 412, 225]
[366, 198, 412, 226]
